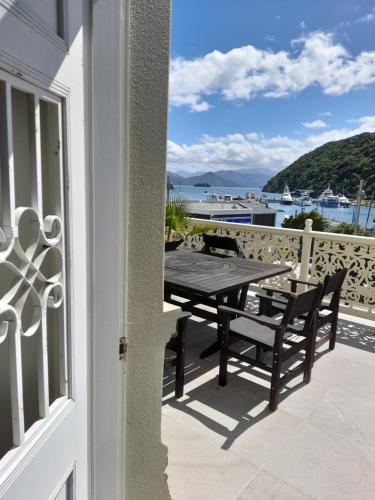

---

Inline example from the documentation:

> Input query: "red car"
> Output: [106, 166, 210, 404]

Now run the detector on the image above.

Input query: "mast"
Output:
[353, 179, 364, 235]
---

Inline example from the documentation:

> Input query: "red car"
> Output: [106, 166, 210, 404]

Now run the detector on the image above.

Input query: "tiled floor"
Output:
[162, 309, 375, 500]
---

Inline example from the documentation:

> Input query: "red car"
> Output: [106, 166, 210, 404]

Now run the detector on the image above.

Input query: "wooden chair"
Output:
[218, 285, 324, 411]
[165, 311, 191, 398]
[201, 233, 244, 258]
[260, 269, 347, 351]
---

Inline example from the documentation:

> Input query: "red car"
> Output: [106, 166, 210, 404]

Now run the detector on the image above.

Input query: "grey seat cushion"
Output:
[229, 316, 291, 347]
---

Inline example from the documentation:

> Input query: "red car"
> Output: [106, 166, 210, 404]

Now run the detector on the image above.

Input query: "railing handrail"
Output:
[189, 218, 305, 238]
[189, 218, 375, 245]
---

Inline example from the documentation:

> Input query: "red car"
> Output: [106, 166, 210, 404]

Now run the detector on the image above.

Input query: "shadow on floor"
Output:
[163, 319, 309, 450]
[163, 306, 374, 451]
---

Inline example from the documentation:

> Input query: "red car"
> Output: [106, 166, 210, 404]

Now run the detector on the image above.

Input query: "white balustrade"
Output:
[184, 218, 375, 320]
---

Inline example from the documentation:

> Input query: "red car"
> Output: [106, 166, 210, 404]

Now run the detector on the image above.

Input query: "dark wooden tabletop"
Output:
[164, 249, 291, 296]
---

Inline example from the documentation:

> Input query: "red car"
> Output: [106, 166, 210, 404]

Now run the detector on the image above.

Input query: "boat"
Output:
[281, 185, 293, 205]
[318, 186, 340, 208]
[298, 194, 312, 207]
[337, 194, 350, 207]
[299, 190, 313, 206]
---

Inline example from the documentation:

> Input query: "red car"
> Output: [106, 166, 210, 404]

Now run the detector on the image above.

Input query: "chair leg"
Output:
[219, 322, 229, 387]
[304, 318, 318, 383]
[256, 345, 263, 363]
[329, 314, 338, 350]
[175, 349, 185, 399]
[174, 315, 188, 398]
[269, 348, 282, 411]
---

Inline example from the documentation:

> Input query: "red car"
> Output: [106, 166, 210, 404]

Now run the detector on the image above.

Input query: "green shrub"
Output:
[330, 222, 370, 236]
[281, 210, 327, 231]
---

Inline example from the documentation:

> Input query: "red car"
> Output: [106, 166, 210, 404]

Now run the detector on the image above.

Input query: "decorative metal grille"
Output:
[0, 78, 67, 460]
[184, 220, 375, 318]
[310, 237, 375, 315]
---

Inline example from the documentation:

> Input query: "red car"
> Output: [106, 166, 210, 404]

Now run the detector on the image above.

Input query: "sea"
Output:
[171, 185, 375, 229]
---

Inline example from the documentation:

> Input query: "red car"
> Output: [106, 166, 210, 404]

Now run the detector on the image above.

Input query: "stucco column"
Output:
[124, 1, 178, 499]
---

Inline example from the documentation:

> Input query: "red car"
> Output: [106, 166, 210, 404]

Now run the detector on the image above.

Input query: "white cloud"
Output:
[300, 21, 307, 30]
[320, 111, 332, 117]
[168, 115, 375, 173]
[303, 119, 327, 129]
[169, 32, 375, 112]
[356, 8, 375, 23]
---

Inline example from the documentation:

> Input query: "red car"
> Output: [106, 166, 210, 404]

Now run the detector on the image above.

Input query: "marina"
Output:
[169, 184, 375, 229]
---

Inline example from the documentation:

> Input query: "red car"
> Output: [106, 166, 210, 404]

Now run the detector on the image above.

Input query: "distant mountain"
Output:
[167, 172, 185, 184]
[215, 169, 272, 187]
[167, 168, 272, 188]
[173, 169, 206, 178]
[181, 172, 241, 187]
[263, 132, 375, 195]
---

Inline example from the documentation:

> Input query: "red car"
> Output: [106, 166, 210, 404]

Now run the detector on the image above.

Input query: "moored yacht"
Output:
[338, 194, 350, 207]
[298, 194, 312, 206]
[281, 185, 293, 205]
[318, 185, 340, 208]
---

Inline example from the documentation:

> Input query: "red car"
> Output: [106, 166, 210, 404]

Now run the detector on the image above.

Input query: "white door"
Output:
[0, 1, 89, 499]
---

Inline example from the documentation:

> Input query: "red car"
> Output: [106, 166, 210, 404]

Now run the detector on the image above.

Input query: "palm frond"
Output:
[165, 198, 192, 241]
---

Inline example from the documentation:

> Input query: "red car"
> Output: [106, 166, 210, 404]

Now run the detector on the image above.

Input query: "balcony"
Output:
[162, 220, 375, 500]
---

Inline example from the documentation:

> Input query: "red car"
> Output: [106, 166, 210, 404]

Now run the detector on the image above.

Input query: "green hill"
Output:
[263, 132, 375, 195]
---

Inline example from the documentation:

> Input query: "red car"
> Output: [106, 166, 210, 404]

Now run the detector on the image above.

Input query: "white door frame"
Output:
[88, 1, 128, 498]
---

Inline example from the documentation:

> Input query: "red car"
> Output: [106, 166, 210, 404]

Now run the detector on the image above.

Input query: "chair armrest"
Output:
[261, 286, 293, 297]
[176, 311, 191, 333]
[287, 278, 319, 287]
[178, 311, 192, 321]
[217, 305, 281, 330]
[255, 293, 289, 306]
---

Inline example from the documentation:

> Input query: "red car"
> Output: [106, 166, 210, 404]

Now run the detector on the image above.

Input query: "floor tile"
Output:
[163, 415, 258, 500]
[264, 421, 375, 500]
[235, 469, 314, 500]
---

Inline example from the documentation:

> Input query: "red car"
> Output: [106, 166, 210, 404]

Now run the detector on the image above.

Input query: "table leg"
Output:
[199, 293, 225, 359]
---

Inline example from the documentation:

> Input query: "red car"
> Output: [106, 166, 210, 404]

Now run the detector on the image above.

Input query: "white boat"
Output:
[318, 186, 340, 208]
[337, 194, 350, 207]
[298, 194, 312, 206]
[281, 185, 293, 205]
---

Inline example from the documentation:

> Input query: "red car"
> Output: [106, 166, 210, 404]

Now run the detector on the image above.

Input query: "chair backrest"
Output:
[280, 285, 324, 334]
[165, 239, 184, 252]
[201, 234, 244, 258]
[322, 268, 347, 308]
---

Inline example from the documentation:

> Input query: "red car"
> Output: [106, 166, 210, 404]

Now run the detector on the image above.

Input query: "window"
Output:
[0, 73, 68, 461]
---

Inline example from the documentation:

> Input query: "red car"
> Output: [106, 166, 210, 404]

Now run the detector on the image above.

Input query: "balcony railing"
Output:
[184, 219, 375, 320]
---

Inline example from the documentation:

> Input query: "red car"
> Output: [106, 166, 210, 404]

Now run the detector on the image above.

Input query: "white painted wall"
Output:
[123, 1, 180, 498]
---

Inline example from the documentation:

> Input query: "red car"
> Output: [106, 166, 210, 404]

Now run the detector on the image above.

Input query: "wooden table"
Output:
[164, 250, 291, 357]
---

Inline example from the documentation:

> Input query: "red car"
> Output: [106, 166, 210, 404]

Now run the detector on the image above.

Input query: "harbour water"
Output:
[171, 185, 375, 229]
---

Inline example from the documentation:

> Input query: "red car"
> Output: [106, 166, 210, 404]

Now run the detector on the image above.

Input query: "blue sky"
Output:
[167, 0, 375, 174]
